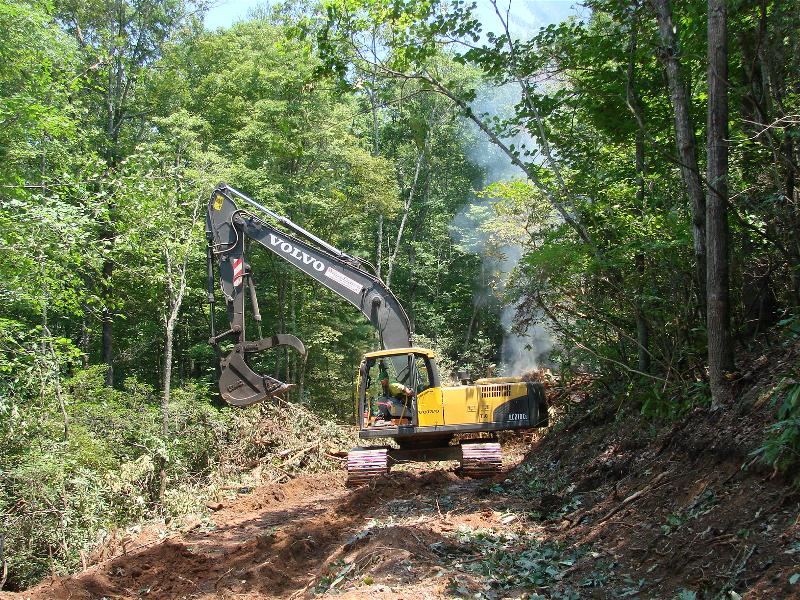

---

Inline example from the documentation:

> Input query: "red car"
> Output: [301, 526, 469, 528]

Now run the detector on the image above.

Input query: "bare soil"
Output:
[4, 346, 800, 599]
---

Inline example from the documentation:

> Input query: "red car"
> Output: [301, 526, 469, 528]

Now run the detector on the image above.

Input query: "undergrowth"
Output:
[748, 316, 800, 481]
[0, 365, 357, 590]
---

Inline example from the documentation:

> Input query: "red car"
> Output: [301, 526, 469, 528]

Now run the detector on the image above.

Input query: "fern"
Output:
[751, 380, 800, 477]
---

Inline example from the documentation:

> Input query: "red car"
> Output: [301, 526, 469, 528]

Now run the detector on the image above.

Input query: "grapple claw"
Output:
[218, 333, 306, 407]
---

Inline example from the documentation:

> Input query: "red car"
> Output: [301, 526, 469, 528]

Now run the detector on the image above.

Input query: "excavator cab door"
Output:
[407, 353, 420, 427]
[411, 354, 444, 426]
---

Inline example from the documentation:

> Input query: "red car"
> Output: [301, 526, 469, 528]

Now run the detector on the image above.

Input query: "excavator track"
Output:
[460, 441, 503, 478]
[346, 447, 389, 486]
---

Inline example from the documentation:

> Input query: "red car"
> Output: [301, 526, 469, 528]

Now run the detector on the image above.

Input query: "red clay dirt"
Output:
[4, 345, 800, 599]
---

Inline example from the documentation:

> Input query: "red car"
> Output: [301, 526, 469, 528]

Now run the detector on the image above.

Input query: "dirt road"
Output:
[7, 462, 542, 599]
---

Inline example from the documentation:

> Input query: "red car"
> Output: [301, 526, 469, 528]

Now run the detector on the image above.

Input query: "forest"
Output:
[1, 0, 799, 596]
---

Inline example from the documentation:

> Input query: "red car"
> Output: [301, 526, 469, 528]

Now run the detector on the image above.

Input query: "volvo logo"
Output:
[269, 234, 325, 272]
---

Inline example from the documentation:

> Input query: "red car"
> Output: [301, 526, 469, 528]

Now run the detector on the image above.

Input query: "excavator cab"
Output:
[361, 349, 433, 428]
[359, 349, 439, 429]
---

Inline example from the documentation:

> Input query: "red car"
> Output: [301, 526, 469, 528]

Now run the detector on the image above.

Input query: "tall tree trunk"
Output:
[626, 18, 652, 374]
[298, 352, 306, 406]
[650, 0, 707, 315]
[275, 274, 285, 378]
[787, 134, 800, 307]
[464, 300, 481, 350]
[102, 44, 117, 386]
[368, 78, 385, 280]
[635, 254, 651, 373]
[386, 146, 425, 289]
[376, 214, 383, 278]
[707, 0, 734, 404]
[158, 194, 200, 504]
[634, 129, 651, 374]
[101, 261, 114, 386]
[286, 272, 293, 387]
[465, 265, 486, 350]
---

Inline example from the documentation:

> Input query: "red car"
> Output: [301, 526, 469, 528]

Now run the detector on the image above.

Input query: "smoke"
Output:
[451, 83, 554, 375]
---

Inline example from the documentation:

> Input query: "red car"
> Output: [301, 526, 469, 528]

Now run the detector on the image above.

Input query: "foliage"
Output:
[751, 378, 800, 479]
[1, 366, 224, 587]
[0, 362, 357, 588]
[3, 0, 800, 591]
[433, 526, 585, 597]
[317, 0, 800, 416]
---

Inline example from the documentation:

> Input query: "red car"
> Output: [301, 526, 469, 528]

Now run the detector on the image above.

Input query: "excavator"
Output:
[205, 183, 548, 485]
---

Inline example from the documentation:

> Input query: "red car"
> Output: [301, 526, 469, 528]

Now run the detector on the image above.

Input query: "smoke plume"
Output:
[452, 83, 554, 375]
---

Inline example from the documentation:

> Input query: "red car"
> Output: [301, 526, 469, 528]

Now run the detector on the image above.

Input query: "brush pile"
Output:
[216, 399, 360, 485]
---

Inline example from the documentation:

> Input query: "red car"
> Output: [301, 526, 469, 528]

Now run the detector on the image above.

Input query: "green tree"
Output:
[56, 0, 204, 385]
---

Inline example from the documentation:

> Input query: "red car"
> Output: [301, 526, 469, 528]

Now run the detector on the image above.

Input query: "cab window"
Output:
[365, 357, 400, 399]
[412, 354, 432, 393]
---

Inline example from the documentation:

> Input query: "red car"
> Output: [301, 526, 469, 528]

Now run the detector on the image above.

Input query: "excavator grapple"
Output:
[217, 334, 307, 406]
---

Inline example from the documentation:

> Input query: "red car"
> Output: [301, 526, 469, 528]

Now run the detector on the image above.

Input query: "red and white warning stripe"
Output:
[232, 258, 244, 288]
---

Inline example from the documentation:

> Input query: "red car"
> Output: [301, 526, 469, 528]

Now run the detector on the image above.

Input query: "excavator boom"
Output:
[205, 183, 413, 405]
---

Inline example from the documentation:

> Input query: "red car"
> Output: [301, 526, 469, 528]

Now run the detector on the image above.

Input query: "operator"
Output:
[375, 375, 413, 423]
[373, 362, 413, 423]
[382, 376, 413, 402]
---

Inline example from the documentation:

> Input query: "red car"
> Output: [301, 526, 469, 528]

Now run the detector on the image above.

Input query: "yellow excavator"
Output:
[205, 183, 548, 485]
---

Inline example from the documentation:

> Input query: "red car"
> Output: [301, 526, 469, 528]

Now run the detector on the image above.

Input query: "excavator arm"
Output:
[206, 183, 413, 406]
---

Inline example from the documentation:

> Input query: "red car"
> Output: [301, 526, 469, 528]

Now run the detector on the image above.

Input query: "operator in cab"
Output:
[372, 362, 413, 425]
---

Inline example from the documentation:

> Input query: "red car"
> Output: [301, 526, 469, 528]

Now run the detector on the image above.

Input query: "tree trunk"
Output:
[627, 20, 651, 374]
[650, 0, 707, 315]
[287, 272, 293, 387]
[376, 214, 383, 279]
[635, 253, 651, 374]
[275, 273, 285, 378]
[635, 129, 650, 373]
[706, 0, 734, 404]
[158, 318, 174, 503]
[464, 300, 481, 350]
[102, 50, 118, 387]
[101, 247, 114, 386]
[386, 147, 425, 289]
[369, 79, 385, 280]
[465, 264, 486, 351]
[158, 194, 199, 504]
[784, 134, 799, 306]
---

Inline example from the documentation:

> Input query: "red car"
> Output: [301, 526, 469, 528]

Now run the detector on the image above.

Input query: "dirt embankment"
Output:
[4, 344, 800, 599]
